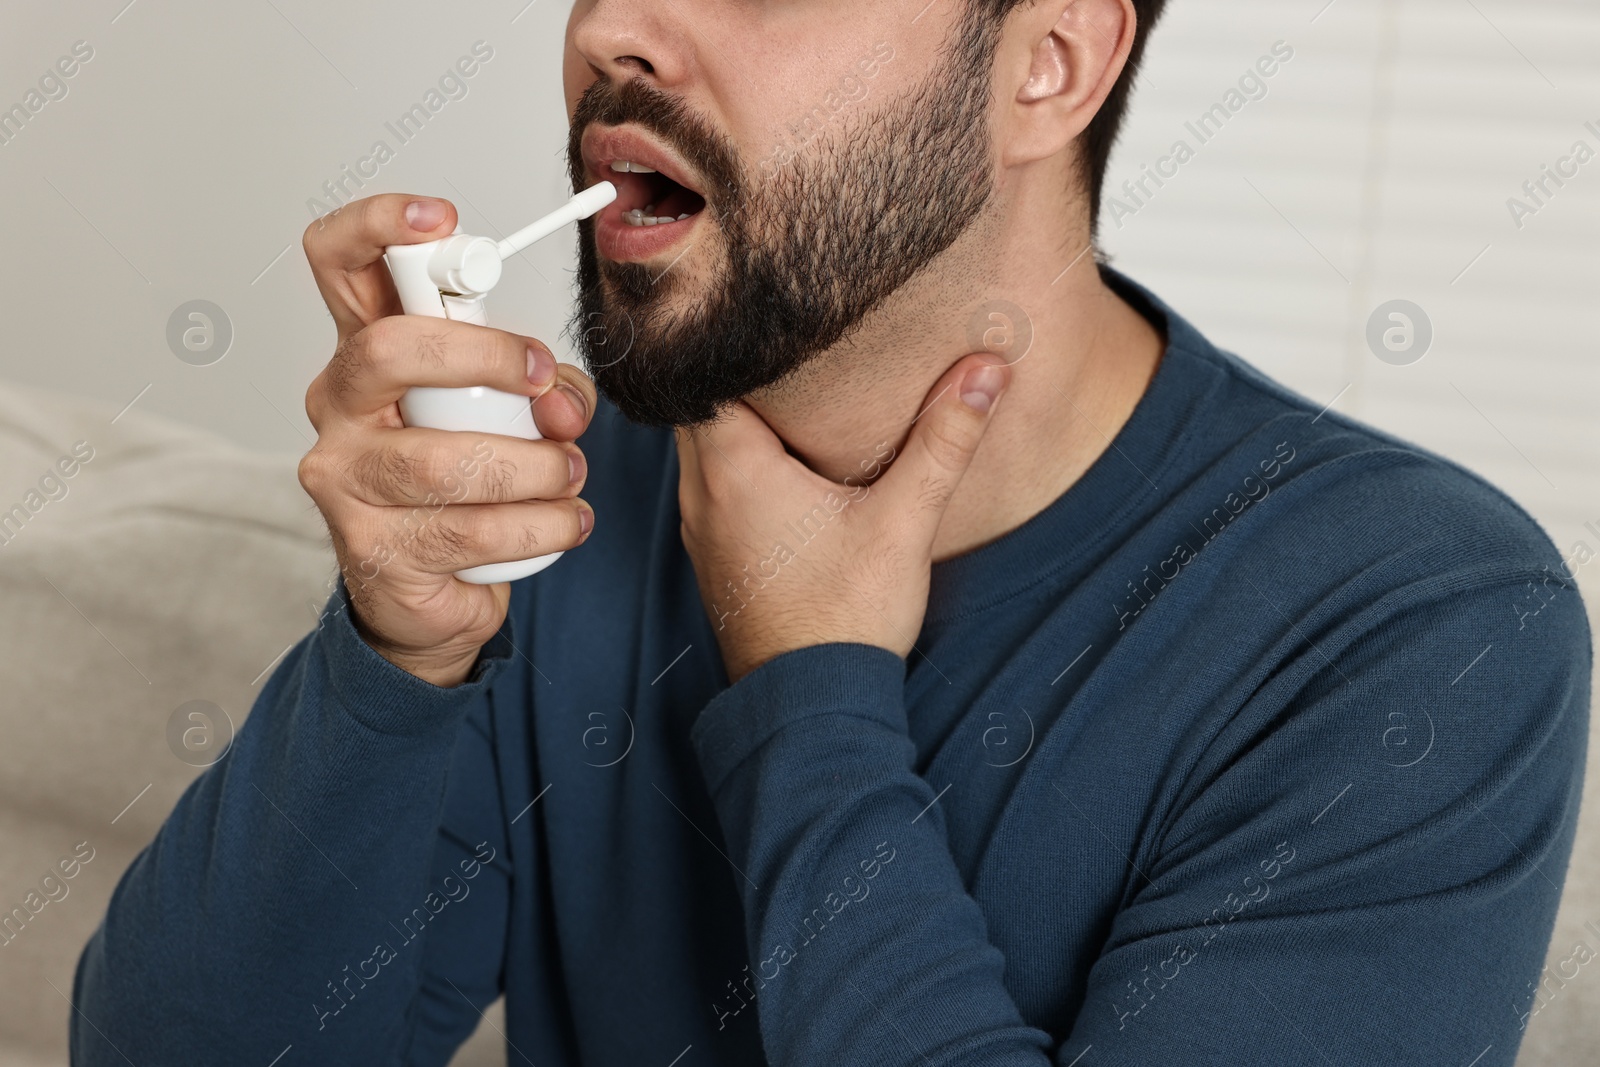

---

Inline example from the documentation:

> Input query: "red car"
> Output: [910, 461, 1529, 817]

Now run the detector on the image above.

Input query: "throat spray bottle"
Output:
[383, 181, 617, 584]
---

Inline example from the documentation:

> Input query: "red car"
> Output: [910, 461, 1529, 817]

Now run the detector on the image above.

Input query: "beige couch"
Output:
[0, 380, 502, 1066]
[0, 378, 1594, 1065]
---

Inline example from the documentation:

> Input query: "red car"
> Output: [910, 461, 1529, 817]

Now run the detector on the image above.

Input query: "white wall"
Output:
[1, 0, 580, 452]
[1103, 0, 1598, 563]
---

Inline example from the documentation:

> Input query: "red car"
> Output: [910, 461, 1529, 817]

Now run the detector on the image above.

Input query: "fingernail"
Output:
[526, 345, 556, 389]
[557, 383, 589, 422]
[568, 449, 587, 487]
[578, 505, 594, 537]
[405, 200, 447, 231]
[961, 363, 1006, 412]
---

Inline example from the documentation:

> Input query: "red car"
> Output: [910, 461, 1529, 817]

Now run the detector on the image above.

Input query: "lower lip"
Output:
[593, 203, 700, 263]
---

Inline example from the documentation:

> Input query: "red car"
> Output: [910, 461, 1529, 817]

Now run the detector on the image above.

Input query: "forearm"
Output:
[692, 643, 1054, 1066]
[73, 578, 514, 1064]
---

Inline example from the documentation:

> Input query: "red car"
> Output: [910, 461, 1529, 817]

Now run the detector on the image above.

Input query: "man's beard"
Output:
[566, 17, 1000, 428]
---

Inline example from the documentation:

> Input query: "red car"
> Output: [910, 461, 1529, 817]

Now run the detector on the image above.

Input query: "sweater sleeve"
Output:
[689, 576, 1590, 1067]
[1061, 576, 1590, 1066]
[691, 643, 1058, 1066]
[72, 575, 518, 1066]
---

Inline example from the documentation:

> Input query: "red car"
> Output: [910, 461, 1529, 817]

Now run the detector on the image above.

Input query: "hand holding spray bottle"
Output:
[382, 181, 617, 584]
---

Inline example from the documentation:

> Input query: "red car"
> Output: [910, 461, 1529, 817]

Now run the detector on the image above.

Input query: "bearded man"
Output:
[76, 3, 1588, 1066]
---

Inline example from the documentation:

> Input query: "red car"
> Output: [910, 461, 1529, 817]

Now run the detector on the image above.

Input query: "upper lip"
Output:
[581, 124, 706, 197]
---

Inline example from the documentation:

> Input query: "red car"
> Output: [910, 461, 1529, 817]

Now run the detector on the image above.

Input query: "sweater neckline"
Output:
[922, 265, 1220, 628]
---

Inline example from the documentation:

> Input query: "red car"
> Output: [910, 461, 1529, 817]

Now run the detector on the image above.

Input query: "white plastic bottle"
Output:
[382, 182, 616, 584]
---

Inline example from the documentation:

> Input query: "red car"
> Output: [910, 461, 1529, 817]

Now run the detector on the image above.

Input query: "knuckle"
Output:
[325, 334, 361, 403]
[514, 520, 547, 558]
[697, 461, 741, 505]
[429, 443, 527, 504]
[303, 375, 328, 429]
[921, 418, 975, 474]
[339, 531, 378, 569]
[356, 195, 388, 240]
[474, 457, 518, 504]
[297, 450, 327, 497]
[354, 443, 421, 502]
[513, 505, 581, 558]
[413, 441, 465, 501]
[357, 316, 404, 368]
[413, 327, 451, 371]
[302, 207, 338, 252]
[461, 327, 519, 388]
[343, 527, 396, 581]
[410, 516, 476, 570]
[302, 198, 354, 256]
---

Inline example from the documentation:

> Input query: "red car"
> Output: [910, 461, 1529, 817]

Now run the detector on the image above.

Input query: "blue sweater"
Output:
[75, 270, 1590, 1066]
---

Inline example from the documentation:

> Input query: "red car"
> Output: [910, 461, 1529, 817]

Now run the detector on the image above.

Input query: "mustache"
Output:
[566, 77, 743, 211]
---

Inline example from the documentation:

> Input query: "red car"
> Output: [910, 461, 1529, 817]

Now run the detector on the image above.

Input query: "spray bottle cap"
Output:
[429, 234, 503, 296]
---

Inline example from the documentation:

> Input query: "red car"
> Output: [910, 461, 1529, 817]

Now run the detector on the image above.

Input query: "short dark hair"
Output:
[968, 0, 1169, 236]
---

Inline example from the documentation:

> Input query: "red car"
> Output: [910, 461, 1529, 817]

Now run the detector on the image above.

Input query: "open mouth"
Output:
[582, 126, 713, 263]
[605, 159, 708, 227]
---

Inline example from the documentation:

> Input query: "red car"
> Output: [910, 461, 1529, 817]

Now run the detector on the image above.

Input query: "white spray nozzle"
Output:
[496, 181, 617, 260]
[386, 181, 619, 310]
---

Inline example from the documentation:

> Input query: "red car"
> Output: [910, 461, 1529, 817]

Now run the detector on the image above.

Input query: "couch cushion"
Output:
[0, 379, 334, 1062]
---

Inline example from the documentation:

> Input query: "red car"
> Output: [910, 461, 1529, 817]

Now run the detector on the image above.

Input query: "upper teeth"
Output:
[610, 160, 657, 174]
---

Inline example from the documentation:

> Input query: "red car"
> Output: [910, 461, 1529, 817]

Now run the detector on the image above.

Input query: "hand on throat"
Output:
[739, 230, 1165, 564]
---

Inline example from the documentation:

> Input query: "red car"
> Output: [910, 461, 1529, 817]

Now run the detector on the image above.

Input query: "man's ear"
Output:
[1000, 0, 1138, 167]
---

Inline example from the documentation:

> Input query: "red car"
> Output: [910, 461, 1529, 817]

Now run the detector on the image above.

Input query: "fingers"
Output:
[339, 498, 595, 580]
[677, 361, 1006, 539]
[532, 363, 599, 443]
[673, 425, 702, 485]
[675, 403, 783, 488]
[302, 194, 458, 341]
[309, 316, 560, 421]
[306, 427, 585, 509]
[878, 354, 1009, 519]
[689, 402, 777, 456]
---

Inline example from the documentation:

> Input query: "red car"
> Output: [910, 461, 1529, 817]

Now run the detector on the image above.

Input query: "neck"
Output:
[745, 177, 1166, 562]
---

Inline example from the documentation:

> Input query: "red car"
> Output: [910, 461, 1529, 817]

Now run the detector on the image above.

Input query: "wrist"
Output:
[348, 614, 485, 689]
[371, 645, 482, 688]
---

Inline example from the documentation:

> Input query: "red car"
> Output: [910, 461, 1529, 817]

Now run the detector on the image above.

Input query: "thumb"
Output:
[881, 353, 1010, 520]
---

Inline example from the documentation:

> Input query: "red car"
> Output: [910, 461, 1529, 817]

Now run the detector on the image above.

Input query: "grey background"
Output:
[2, 0, 580, 452]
